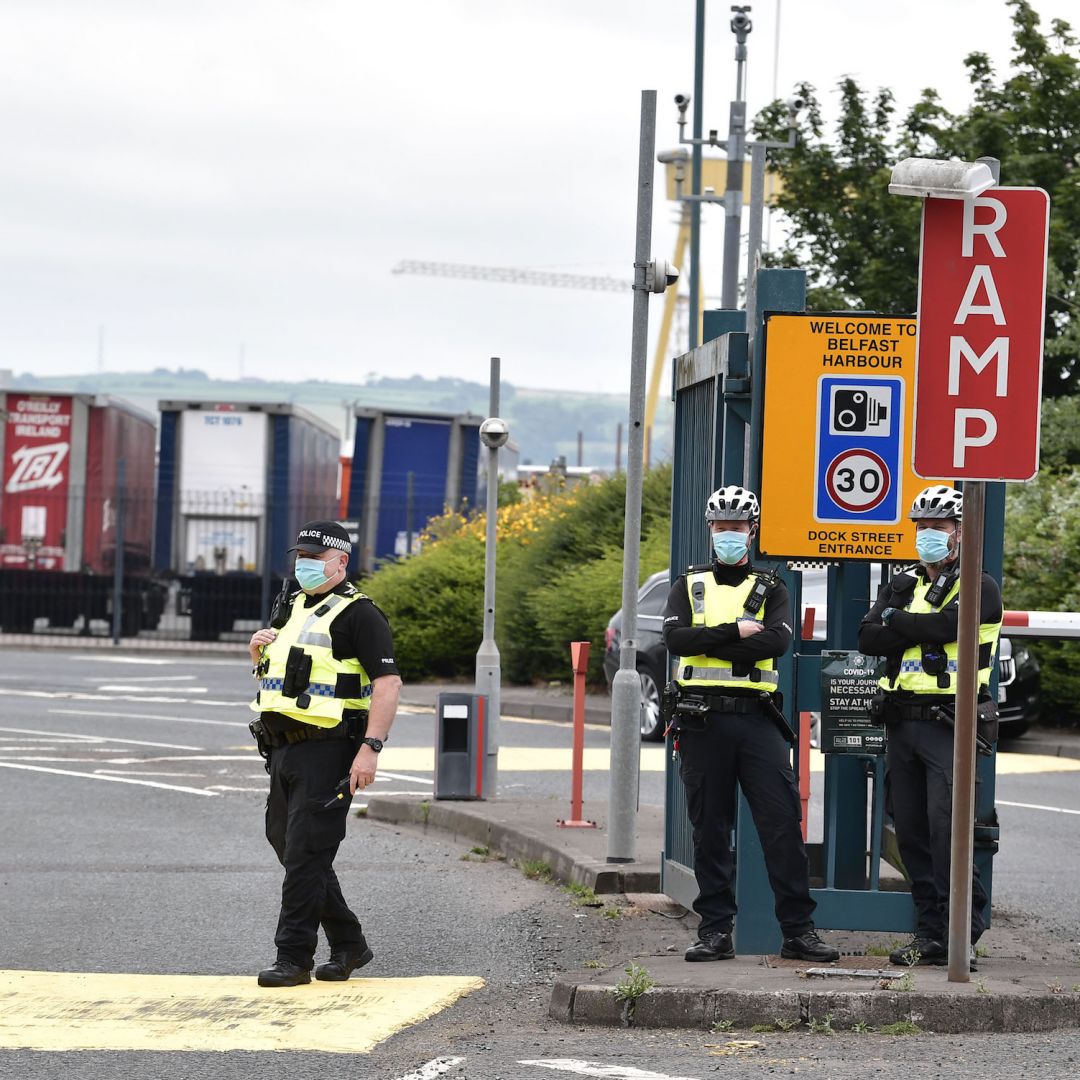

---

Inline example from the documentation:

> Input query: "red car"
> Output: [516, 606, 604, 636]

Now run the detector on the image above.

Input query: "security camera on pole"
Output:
[476, 360, 509, 798]
[607, 90, 680, 865]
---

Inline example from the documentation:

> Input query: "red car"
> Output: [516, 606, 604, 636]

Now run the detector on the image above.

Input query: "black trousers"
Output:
[265, 737, 363, 968]
[678, 709, 815, 938]
[885, 716, 988, 944]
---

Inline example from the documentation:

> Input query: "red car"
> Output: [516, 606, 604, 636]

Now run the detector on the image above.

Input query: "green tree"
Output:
[757, 0, 1080, 392]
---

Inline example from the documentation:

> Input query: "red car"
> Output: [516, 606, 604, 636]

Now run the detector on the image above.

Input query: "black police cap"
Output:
[287, 520, 353, 555]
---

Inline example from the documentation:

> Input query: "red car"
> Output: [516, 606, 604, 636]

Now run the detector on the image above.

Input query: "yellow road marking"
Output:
[0, 970, 483, 1054]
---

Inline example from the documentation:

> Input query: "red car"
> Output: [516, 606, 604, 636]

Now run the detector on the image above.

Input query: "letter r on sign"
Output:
[953, 409, 998, 468]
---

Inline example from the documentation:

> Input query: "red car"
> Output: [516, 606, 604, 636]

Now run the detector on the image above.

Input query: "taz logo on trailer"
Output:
[5, 442, 69, 493]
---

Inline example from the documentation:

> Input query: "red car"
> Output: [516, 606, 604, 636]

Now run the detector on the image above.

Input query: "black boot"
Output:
[315, 941, 375, 981]
[257, 960, 311, 987]
[889, 936, 947, 967]
[684, 931, 735, 962]
[781, 928, 840, 962]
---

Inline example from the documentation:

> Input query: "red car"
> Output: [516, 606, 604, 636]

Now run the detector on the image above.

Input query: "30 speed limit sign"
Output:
[813, 375, 905, 524]
[825, 449, 889, 513]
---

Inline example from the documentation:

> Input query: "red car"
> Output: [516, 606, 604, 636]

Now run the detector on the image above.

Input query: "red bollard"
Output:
[557, 641, 597, 829]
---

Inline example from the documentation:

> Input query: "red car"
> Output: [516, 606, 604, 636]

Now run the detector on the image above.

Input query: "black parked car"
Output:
[603, 569, 1040, 741]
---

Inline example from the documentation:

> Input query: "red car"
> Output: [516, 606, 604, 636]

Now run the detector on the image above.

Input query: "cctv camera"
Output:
[645, 259, 680, 294]
[786, 95, 807, 113]
[657, 148, 690, 164]
[730, 9, 752, 33]
[674, 93, 690, 113]
[479, 416, 510, 449]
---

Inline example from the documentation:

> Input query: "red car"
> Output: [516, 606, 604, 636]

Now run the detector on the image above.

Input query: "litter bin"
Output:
[434, 692, 487, 800]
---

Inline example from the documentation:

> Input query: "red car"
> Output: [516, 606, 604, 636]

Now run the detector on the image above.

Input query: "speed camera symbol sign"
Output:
[815, 376, 905, 524]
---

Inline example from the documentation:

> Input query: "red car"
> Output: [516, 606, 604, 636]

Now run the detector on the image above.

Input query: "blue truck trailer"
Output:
[345, 409, 481, 572]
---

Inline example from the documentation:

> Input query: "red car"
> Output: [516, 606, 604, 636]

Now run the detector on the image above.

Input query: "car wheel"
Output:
[638, 664, 665, 741]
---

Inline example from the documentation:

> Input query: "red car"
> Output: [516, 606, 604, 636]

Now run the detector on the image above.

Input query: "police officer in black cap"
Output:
[663, 486, 838, 963]
[248, 520, 401, 987]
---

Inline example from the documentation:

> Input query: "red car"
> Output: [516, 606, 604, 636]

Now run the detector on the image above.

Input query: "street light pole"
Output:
[720, 7, 752, 310]
[476, 359, 507, 798]
[608, 90, 660, 864]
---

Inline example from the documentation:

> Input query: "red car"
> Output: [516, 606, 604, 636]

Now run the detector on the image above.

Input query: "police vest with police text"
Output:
[251, 587, 372, 727]
[674, 570, 779, 691]
[878, 574, 1002, 696]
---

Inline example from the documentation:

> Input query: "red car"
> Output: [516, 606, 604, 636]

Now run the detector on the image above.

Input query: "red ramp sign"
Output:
[913, 187, 1050, 481]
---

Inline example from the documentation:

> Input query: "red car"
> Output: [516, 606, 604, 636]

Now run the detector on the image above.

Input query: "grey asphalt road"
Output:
[1, 648, 1078, 1077]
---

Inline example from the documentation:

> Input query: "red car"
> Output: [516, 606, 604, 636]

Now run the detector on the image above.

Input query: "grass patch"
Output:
[850, 1021, 871, 1034]
[562, 882, 602, 906]
[711, 1019, 734, 1033]
[877, 1021, 923, 1036]
[419, 800, 430, 825]
[352, 805, 368, 817]
[602, 906, 622, 920]
[807, 1013, 834, 1036]
[975, 977, 988, 994]
[612, 962, 654, 1003]
[583, 960, 603, 970]
[774, 1017, 798, 1032]
[975, 944, 989, 958]
[518, 858, 553, 883]
[893, 969, 916, 992]
[460, 844, 504, 863]
[750, 1023, 776, 1034]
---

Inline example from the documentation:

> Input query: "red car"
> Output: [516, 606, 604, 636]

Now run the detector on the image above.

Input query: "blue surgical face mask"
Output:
[915, 528, 953, 565]
[712, 531, 750, 565]
[294, 557, 331, 591]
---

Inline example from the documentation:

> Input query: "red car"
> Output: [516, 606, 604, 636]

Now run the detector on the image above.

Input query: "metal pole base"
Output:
[556, 819, 598, 829]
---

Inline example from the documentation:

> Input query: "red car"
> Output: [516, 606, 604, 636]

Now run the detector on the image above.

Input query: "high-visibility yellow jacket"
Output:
[251, 587, 372, 728]
[878, 575, 1001, 696]
[674, 570, 779, 692]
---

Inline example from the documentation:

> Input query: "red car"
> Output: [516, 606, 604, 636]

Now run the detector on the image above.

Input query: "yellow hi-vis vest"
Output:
[250, 588, 372, 728]
[878, 574, 1002, 696]
[674, 570, 779, 691]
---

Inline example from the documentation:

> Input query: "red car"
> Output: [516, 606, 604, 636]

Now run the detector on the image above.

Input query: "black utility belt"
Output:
[261, 720, 352, 747]
[692, 694, 762, 715]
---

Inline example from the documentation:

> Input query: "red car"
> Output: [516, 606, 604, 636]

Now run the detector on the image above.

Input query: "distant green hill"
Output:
[7, 368, 673, 470]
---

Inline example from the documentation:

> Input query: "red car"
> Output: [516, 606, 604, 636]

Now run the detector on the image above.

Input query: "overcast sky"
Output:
[0, 0, 1052, 394]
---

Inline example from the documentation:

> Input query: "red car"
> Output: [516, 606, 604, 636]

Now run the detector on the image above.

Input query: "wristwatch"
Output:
[361, 737, 384, 754]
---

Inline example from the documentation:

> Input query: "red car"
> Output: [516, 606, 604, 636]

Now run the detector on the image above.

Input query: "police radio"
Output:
[270, 577, 298, 629]
[924, 568, 959, 609]
[743, 566, 779, 617]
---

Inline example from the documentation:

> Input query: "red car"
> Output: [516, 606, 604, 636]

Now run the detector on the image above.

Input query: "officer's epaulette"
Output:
[340, 583, 360, 597]
[686, 563, 713, 575]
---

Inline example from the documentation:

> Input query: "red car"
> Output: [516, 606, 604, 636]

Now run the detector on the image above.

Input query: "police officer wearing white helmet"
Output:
[662, 485, 839, 962]
[858, 486, 1003, 971]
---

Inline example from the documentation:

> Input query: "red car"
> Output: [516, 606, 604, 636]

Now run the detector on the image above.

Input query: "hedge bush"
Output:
[362, 465, 673, 686]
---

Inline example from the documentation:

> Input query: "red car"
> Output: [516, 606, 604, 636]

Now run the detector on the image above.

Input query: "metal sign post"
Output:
[904, 160, 1051, 981]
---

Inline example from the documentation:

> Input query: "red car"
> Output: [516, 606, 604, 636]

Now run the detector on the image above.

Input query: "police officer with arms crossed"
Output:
[662, 486, 839, 962]
[858, 486, 1002, 971]
[248, 521, 402, 987]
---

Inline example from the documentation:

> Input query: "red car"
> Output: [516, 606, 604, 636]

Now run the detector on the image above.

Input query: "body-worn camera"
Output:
[282, 646, 313, 707]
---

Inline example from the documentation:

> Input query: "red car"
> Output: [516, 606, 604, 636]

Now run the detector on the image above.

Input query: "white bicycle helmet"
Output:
[705, 485, 760, 522]
[909, 485, 962, 520]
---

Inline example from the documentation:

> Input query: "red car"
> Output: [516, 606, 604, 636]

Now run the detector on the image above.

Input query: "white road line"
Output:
[10, 689, 243, 707]
[62, 655, 241, 667]
[389, 1057, 465, 1080]
[519, 1062, 701, 1080]
[50, 708, 246, 729]
[0, 761, 219, 796]
[96, 771, 206, 778]
[87, 675, 198, 683]
[376, 771, 434, 786]
[96, 685, 209, 694]
[998, 799, 1080, 816]
[205, 785, 267, 792]
[103, 755, 254, 765]
[0, 725, 203, 751]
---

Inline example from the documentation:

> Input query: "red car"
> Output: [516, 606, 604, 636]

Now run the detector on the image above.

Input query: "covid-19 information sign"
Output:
[759, 312, 950, 562]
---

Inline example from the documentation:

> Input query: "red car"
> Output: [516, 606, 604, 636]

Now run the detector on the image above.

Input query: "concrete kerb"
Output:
[364, 796, 660, 894]
[550, 957, 1080, 1034]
